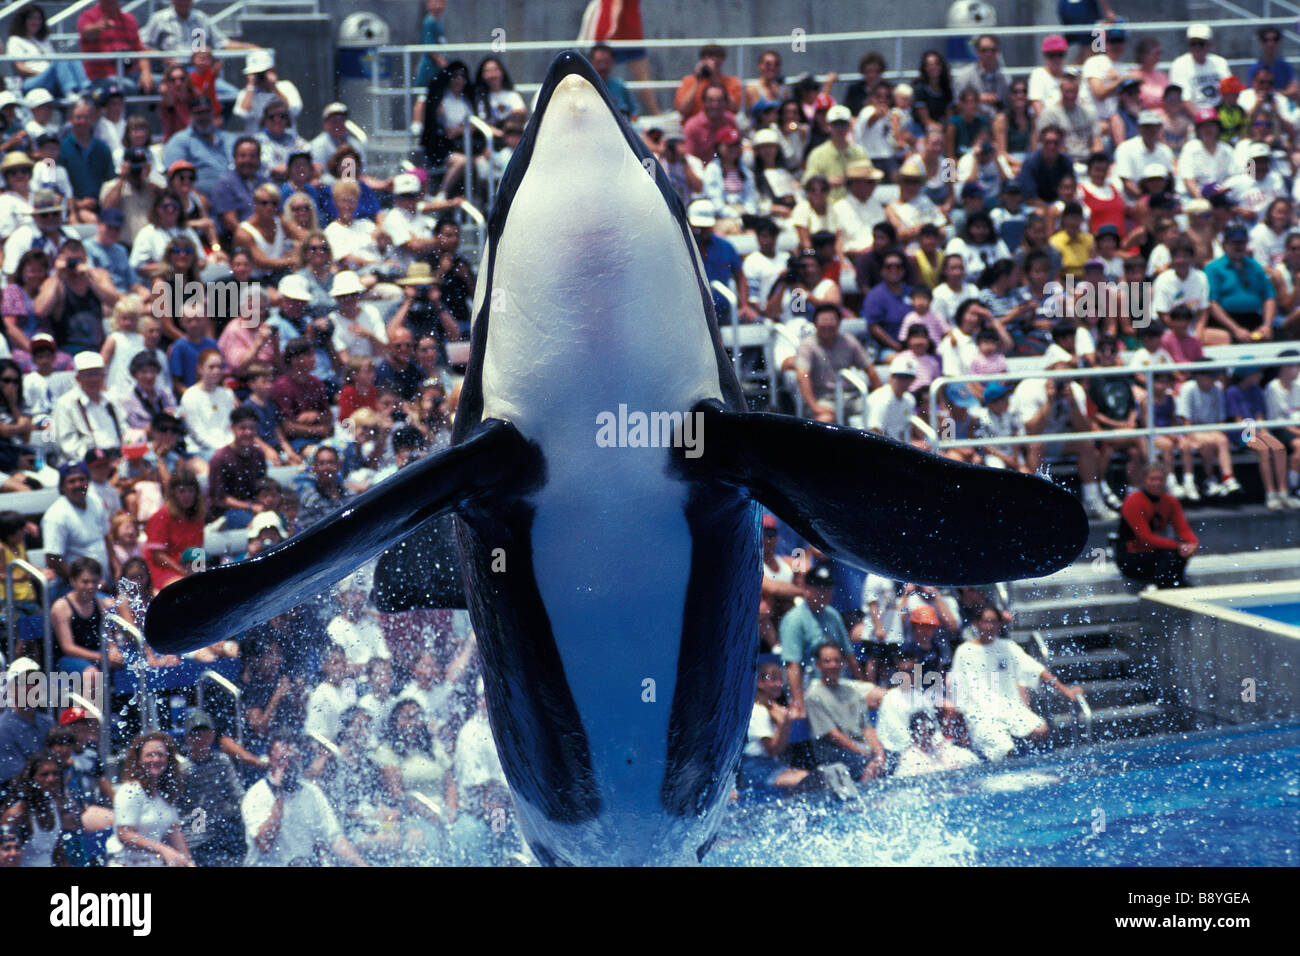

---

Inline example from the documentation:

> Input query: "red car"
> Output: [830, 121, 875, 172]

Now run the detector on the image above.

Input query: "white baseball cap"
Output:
[243, 49, 274, 75]
[24, 88, 53, 109]
[1137, 109, 1163, 126]
[752, 128, 780, 147]
[5, 656, 39, 683]
[393, 172, 421, 196]
[826, 105, 853, 124]
[1248, 141, 1272, 159]
[686, 199, 716, 228]
[889, 352, 920, 377]
[277, 273, 311, 301]
[74, 352, 105, 373]
[330, 270, 365, 296]
[247, 511, 288, 541]
[1187, 24, 1212, 41]
[1141, 162, 1169, 180]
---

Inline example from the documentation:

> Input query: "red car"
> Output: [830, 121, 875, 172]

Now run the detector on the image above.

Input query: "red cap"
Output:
[813, 93, 834, 111]
[1219, 75, 1245, 94]
[166, 159, 196, 177]
[714, 125, 741, 145]
[1042, 34, 1068, 53]
[58, 707, 87, 725]
[1194, 107, 1220, 125]
[762, 513, 777, 529]
[909, 605, 940, 626]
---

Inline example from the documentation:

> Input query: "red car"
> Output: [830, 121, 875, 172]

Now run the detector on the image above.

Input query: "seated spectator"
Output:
[165, 160, 220, 253]
[0, 510, 42, 622]
[0, 659, 57, 786]
[376, 698, 451, 843]
[327, 583, 390, 672]
[739, 661, 810, 792]
[314, 706, 403, 862]
[304, 643, 357, 743]
[1038, 73, 1101, 158]
[1048, 201, 1093, 278]
[115, 349, 176, 431]
[885, 156, 948, 246]
[325, 180, 393, 277]
[212, 136, 270, 243]
[9, 3, 89, 99]
[1116, 463, 1199, 587]
[3, 187, 76, 279]
[50, 556, 117, 698]
[0, 749, 67, 865]
[51, 352, 123, 465]
[178, 710, 246, 867]
[178, 349, 236, 459]
[1016, 124, 1073, 208]
[241, 362, 298, 465]
[949, 604, 1078, 761]
[234, 184, 295, 282]
[129, 189, 206, 281]
[329, 271, 387, 363]
[1178, 108, 1235, 199]
[0, 357, 34, 474]
[380, 174, 440, 273]
[107, 510, 140, 571]
[865, 354, 919, 442]
[447, 687, 514, 865]
[1227, 362, 1297, 510]
[58, 98, 113, 223]
[207, 406, 269, 529]
[779, 561, 864, 718]
[418, 65, 475, 201]
[242, 730, 367, 866]
[1175, 360, 1239, 498]
[106, 732, 193, 867]
[794, 304, 878, 424]
[217, 292, 281, 382]
[167, 301, 219, 396]
[894, 709, 980, 777]
[0, 151, 36, 240]
[1204, 224, 1277, 344]
[805, 642, 886, 783]
[297, 445, 349, 528]
[144, 468, 204, 589]
[682, 85, 740, 165]
[359, 657, 398, 729]
[236, 53, 304, 136]
[161, 96, 233, 199]
[272, 337, 333, 453]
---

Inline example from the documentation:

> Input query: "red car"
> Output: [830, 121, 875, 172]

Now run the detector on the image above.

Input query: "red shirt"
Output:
[270, 372, 330, 420]
[145, 507, 203, 590]
[1120, 489, 1198, 554]
[78, 4, 144, 81]
[594, 0, 643, 40]
[338, 384, 379, 422]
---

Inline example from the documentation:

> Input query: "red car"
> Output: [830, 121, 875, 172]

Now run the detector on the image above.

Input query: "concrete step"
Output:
[1052, 677, 1150, 710]
[1051, 702, 1174, 743]
[1011, 593, 1141, 630]
[1080, 504, 1300, 559]
[1049, 646, 1134, 682]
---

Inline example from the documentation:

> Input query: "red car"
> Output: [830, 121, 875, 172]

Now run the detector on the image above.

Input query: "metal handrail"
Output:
[5, 557, 51, 687]
[928, 356, 1300, 453]
[710, 280, 743, 380]
[197, 669, 242, 746]
[104, 612, 157, 732]
[307, 729, 341, 758]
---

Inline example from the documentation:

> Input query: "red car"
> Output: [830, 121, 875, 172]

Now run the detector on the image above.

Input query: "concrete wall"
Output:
[1138, 591, 1300, 729]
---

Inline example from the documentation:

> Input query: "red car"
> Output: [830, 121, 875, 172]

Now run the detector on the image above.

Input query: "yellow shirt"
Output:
[1, 541, 35, 603]
[803, 141, 867, 203]
[912, 248, 943, 289]
[1050, 230, 1094, 279]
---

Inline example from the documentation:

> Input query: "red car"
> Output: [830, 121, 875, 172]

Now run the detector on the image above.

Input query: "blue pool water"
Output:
[1241, 602, 1300, 629]
[706, 722, 1300, 866]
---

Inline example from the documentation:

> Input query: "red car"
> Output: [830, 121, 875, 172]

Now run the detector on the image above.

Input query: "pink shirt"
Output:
[1161, 330, 1204, 364]
[218, 320, 279, 372]
[969, 352, 1009, 375]
[898, 310, 951, 348]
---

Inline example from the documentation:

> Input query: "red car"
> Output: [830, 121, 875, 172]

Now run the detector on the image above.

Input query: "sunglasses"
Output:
[307, 244, 328, 252]
[171, 172, 196, 181]
[255, 198, 278, 206]
[1190, 40, 1208, 47]
[268, 113, 289, 120]
[35, 211, 59, 218]
[5, 168, 31, 177]
[1045, 51, 1065, 58]
[0, 376, 19, 384]
[171, 247, 195, 256]
[159, 201, 179, 210]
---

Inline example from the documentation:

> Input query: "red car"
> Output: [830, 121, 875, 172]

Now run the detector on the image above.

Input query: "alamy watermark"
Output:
[5, 669, 105, 714]
[594, 405, 704, 458]
[151, 273, 265, 328]
[1042, 275, 1155, 328]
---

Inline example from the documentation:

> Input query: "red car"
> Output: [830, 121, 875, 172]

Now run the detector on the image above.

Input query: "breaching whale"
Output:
[144, 52, 1089, 865]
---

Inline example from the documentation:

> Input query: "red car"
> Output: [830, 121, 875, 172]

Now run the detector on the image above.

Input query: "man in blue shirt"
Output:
[58, 98, 113, 218]
[162, 95, 234, 197]
[1016, 124, 1073, 207]
[210, 136, 269, 242]
[1249, 26, 1296, 94]
[779, 562, 865, 719]
[83, 207, 133, 290]
[687, 199, 757, 324]
[1205, 224, 1277, 342]
[591, 43, 637, 118]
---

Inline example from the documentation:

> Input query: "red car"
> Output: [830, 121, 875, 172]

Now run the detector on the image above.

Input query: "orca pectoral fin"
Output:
[371, 512, 467, 613]
[144, 419, 539, 654]
[678, 403, 1088, 585]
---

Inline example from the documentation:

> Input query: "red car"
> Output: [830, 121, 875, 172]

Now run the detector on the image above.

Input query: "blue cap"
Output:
[961, 182, 984, 199]
[982, 382, 1012, 404]
[945, 384, 978, 408]
[1223, 224, 1249, 242]
[99, 207, 125, 228]
[57, 463, 88, 484]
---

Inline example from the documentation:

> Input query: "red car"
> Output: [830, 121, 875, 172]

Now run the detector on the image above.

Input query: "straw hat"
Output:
[395, 262, 437, 286]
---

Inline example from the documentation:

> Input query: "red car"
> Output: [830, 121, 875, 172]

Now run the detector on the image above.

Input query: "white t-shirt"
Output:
[241, 778, 342, 866]
[1113, 137, 1176, 185]
[1027, 66, 1063, 110]
[358, 691, 397, 729]
[743, 250, 784, 305]
[324, 218, 383, 266]
[1265, 377, 1300, 420]
[875, 686, 942, 753]
[945, 237, 1011, 279]
[1248, 220, 1290, 269]
[1081, 53, 1129, 120]
[327, 613, 390, 668]
[40, 494, 110, 573]
[454, 711, 507, 789]
[865, 385, 916, 441]
[860, 573, 904, 644]
[974, 405, 1025, 458]
[949, 638, 1043, 713]
[931, 282, 981, 326]
[107, 781, 180, 866]
[1151, 267, 1210, 314]
[1168, 52, 1232, 109]
[304, 680, 358, 742]
[745, 702, 775, 758]
[833, 193, 888, 254]
[1177, 139, 1237, 194]
[330, 303, 388, 359]
[399, 681, 455, 729]
[938, 326, 979, 376]
[1009, 378, 1087, 434]
[381, 205, 437, 271]
[23, 369, 76, 418]
[789, 200, 842, 237]
[179, 384, 237, 454]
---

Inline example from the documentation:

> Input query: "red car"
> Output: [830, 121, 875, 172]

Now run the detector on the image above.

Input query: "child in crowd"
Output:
[1226, 364, 1298, 509]
[897, 284, 949, 346]
[1141, 372, 1196, 499]
[1175, 362, 1240, 498]
[109, 512, 142, 568]
[968, 328, 1010, 378]
[178, 349, 237, 459]
[244, 362, 300, 465]
[1131, 322, 1173, 368]
[974, 381, 1028, 472]
[101, 296, 145, 397]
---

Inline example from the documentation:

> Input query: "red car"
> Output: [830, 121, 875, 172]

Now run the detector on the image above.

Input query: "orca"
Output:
[144, 51, 1089, 865]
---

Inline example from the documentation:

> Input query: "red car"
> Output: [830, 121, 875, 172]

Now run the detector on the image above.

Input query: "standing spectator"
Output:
[140, 0, 255, 61]
[106, 732, 193, 866]
[76, 0, 153, 96]
[1057, 0, 1116, 63]
[1169, 25, 1232, 111]
[144, 468, 204, 589]
[1117, 463, 1199, 586]
[413, 0, 449, 92]
[954, 34, 1012, 118]
[161, 96, 233, 198]
[242, 730, 367, 866]
[585, 0, 657, 114]
[674, 43, 742, 119]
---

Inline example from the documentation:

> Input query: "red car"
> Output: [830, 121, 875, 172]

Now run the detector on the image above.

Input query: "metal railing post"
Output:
[710, 281, 742, 379]
[6, 558, 50, 673]
[198, 670, 243, 747]
[463, 120, 473, 202]
[104, 612, 157, 732]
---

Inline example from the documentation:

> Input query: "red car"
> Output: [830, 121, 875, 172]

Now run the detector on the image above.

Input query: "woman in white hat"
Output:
[253, 97, 310, 182]
[233, 49, 302, 133]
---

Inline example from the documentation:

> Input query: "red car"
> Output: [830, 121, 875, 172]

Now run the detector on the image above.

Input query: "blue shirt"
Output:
[862, 281, 913, 345]
[606, 76, 637, 118]
[210, 169, 270, 224]
[58, 134, 114, 199]
[316, 180, 381, 226]
[1204, 254, 1275, 317]
[244, 394, 283, 445]
[168, 336, 220, 390]
[84, 237, 132, 291]
[162, 125, 235, 197]
[698, 234, 743, 320]
[1249, 57, 1295, 90]
[413, 15, 446, 88]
